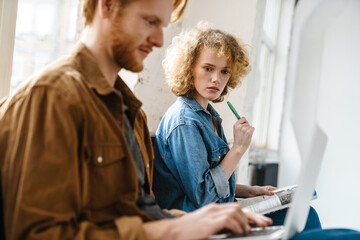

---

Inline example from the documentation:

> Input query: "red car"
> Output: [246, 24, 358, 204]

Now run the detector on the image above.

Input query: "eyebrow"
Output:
[203, 63, 231, 68]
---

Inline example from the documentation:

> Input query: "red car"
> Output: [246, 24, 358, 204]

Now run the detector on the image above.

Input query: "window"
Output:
[0, 0, 138, 98]
[248, 0, 295, 157]
[10, 0, 82, 92]
[0, 0, 17, 99]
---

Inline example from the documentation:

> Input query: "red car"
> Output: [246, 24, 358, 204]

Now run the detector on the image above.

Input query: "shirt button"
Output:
[116, 120, 121, 125]
[97, 156, 103, 163]
[146, 163, 150, 168]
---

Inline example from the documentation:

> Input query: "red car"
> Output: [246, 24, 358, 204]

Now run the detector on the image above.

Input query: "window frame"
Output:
[0, 0, 18, 99]
[246, 0, 296, 157]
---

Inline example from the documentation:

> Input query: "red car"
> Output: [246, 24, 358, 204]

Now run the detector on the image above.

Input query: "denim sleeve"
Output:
[209, 164, 230, 198]
[166, 124, 231, 208]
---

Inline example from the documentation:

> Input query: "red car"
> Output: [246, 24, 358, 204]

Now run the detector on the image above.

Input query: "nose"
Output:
[149, 28, 164, 48]
[211, 71, 221, 83]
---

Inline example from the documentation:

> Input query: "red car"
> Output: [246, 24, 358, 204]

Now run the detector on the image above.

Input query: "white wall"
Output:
[278, 0, 360, 230]
[134, 0, 258, 184]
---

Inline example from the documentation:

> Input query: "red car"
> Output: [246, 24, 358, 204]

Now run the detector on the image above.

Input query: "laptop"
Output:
[208, 124, 328, 240]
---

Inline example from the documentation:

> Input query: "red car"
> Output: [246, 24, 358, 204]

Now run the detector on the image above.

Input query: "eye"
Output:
[221, 69, 230, 75]
[145, 17, 157, 26]
[204, 67, 212, 72]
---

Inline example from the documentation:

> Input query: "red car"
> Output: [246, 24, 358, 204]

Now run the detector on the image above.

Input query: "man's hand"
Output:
[235, 184, 277, 198]
[242, 207, 273, 227]
[143, 203, 272, 240]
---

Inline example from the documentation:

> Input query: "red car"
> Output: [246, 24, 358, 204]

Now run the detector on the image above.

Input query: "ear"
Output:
[98, 0, 116, 19]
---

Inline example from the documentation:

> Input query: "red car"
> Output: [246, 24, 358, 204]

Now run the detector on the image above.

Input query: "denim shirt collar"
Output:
[178, 96, 222, 121]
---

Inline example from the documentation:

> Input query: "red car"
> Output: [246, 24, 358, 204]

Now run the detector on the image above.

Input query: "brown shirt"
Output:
[0, 43, 156, 240]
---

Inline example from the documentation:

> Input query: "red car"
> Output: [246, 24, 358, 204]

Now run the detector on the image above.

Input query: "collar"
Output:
[71, 42, 114, 96]
[71, 42, 142, 110]
[179, 96, 220, 118]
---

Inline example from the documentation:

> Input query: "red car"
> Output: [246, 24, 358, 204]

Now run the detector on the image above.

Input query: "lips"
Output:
[139, 46, 152, 57]
[207, 86, 220, 92]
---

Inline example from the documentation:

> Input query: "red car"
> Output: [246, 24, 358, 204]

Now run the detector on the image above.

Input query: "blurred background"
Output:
[0, 0, 359, 231]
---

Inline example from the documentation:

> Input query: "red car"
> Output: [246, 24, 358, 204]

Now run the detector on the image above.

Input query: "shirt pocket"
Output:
[87, 143, 134, 210]
[90, 143, 125, 167]
[208, 146, 229, 164]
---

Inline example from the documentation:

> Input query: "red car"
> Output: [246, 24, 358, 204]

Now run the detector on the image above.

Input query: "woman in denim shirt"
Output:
[153, 22, 276, 213]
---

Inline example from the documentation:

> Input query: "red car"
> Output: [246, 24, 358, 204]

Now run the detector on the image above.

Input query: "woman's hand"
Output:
[235, 184, 277, 198]
[220, 117, 255, 179]
[232, 117, 255, 153]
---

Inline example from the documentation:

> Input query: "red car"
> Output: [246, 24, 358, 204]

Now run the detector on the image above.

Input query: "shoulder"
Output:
[34, 57, 86, 101]
[163, 99, 203, 126]
[157, 98, 203, 139]
[2, 57, 85, 116]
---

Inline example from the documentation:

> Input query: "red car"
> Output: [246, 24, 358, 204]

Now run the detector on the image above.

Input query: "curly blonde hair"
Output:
[163, 22, 251, 102]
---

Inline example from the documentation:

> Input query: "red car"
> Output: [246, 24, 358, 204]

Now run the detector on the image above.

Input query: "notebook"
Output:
[208, 124, 328, 240]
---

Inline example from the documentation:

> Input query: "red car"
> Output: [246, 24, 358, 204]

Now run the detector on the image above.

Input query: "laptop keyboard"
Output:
[208, 226, 284, 239]
[247, 226, 283, 236]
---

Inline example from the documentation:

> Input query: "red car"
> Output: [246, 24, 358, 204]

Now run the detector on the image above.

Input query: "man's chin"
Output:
[117, 60, 144, 73]
[128, 65, 144, 73]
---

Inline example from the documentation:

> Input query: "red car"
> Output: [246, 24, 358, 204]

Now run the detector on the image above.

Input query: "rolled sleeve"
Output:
[209, 164, 230, 198]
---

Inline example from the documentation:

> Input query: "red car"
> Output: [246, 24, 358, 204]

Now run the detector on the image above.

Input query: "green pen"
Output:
[227, 101, 241, 120]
